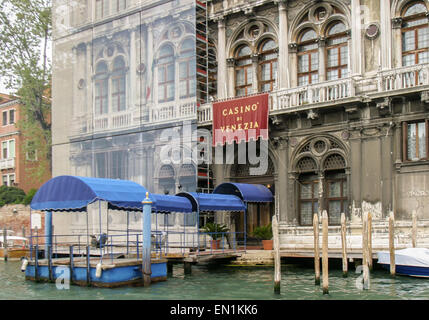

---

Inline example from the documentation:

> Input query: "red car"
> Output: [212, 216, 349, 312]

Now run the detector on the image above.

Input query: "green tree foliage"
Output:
[22, 188, 37, 205]
[0, 185, 26, 207]
[0, 0, 52, 181]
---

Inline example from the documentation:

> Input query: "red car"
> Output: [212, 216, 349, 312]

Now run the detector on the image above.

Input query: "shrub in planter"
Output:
[201, 222, 229, 249]
[252, 224, 273, 250]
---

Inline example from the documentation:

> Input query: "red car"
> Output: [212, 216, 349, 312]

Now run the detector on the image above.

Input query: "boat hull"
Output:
[24, 259, 167, 287]
[0, 248, 30, 261]
[379, 263, 429, 278]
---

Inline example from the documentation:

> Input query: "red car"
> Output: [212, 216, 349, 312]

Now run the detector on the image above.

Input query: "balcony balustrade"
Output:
[377, 63, 429, 93]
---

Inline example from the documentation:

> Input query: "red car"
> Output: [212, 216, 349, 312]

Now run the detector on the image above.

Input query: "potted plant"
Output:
[252, 224, 273, 250]
[201, 222, 229, 249]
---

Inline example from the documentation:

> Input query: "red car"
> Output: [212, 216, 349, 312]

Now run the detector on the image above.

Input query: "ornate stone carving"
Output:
[288, 43, 298, 53]
[391, 17, 403, 29]
[307, 109, 319, 120]
[421, 90, 429, 104]
[376, 97, 392, 116]
[226, 57, 236, 67]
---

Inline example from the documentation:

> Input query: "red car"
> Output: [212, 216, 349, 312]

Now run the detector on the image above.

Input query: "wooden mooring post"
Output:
[368, 212, 373, 270]
[412, 210, 417, 248]
[272, 214, 281, 294]
[340, 213, 348, 277]
[322, 210, 329, 295]
[362, 211, 369, 289]
[389, 212, 396, 276]
[3, 226, 8, 262]
[313, 213, 320, 285]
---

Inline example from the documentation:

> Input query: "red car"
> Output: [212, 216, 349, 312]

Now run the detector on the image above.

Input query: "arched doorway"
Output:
[229, 155, 275, 237]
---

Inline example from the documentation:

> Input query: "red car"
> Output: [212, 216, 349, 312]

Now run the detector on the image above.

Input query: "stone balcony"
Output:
[197, 64, 429, 126]
[197, 77, 359, 125]
[373, 63, 429, 98]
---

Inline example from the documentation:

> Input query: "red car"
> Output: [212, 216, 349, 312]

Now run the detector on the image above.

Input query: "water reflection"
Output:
[1, 261, 429, 300]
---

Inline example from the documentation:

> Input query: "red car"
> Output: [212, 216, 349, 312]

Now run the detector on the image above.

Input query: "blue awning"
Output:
[151, 194, 192, 213]
[213, 183, 274, 203]
[176, 192, 246, 212]
[30, 175, 192, 213]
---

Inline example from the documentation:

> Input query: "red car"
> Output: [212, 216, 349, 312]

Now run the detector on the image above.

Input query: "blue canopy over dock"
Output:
[213, 182, 274, 203]
[176, 192, 246, 212]
[31, 175, 192, 213]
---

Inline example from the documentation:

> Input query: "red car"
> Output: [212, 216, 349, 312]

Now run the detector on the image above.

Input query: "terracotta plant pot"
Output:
[262, 239, 273, 250]
[210, 239, 221, 250]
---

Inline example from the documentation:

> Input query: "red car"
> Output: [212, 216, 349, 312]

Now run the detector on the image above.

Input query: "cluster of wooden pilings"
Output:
[272, 210, 421, 295]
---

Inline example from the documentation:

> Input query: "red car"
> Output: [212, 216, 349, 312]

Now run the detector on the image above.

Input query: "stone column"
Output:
[226, 58, 235, 98]
[130, 27, 137, 110]
[380, 0, 392, 70]
[288, 43, 298, 88]
[277, 0, 289, 88]
[86, 41, 93, 129]
[147, 22, 154, 105]
[288, 172, 298, 225]
[318, 37, 326, 82]
[275, 138, 288, 222]
[251, 53, 259, 94]
[392, 17, 403, 68]
[351, 0, 363, 75]
[318, 171, 325, 214]
[217, 17, 227, 99]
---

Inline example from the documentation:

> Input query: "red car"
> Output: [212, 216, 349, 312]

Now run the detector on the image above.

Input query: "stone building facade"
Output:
[52, 0, 429, 249]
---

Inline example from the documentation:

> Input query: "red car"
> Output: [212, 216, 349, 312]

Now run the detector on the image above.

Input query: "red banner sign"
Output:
[212, 93, 269, 146]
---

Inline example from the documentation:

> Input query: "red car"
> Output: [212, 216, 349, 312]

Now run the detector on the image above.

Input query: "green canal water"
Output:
[1, 261, 429, 300]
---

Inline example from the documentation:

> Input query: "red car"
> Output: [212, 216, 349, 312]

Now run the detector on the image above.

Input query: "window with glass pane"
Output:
[299, 180, 319, 226]
[258, 39, 278, 92]
[298, 29, 318, 86]
[402, 2, 429, 67]
[112, 57, 126, 112]
[112, 150, 128, 179]
[326, 178, 347, 225]
[2, 141, 7, 159]
[8, 174, 14, 186]
[95, 62, 108, 114]
[9, 110, 14, 125]
[179, 39, 196, 98]
[95, 153, 107, 178]
[235, 45, 253, 96]
[326, 22, 348, 80]
[405, 120, 428, 161]
[2, 112, 7, 126]
[2, 175, 7, 186]
[158, 45, 175, 102]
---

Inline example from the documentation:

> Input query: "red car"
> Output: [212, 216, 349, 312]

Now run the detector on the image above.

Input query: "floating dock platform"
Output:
[24, 257, 167, 288]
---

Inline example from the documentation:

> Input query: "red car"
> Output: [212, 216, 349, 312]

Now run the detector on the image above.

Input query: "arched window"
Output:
[326, 22, 348, 80]
[402, 1, 429, 66]
[158, 45, 175, 102]
[111, 56, 126, 112]
[235, 45, 253, 96]
[298, 29, 319, 86]
[179, 39, 196, 98]
[258, 39, 278, 92]
[95, 62, 108, 115]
